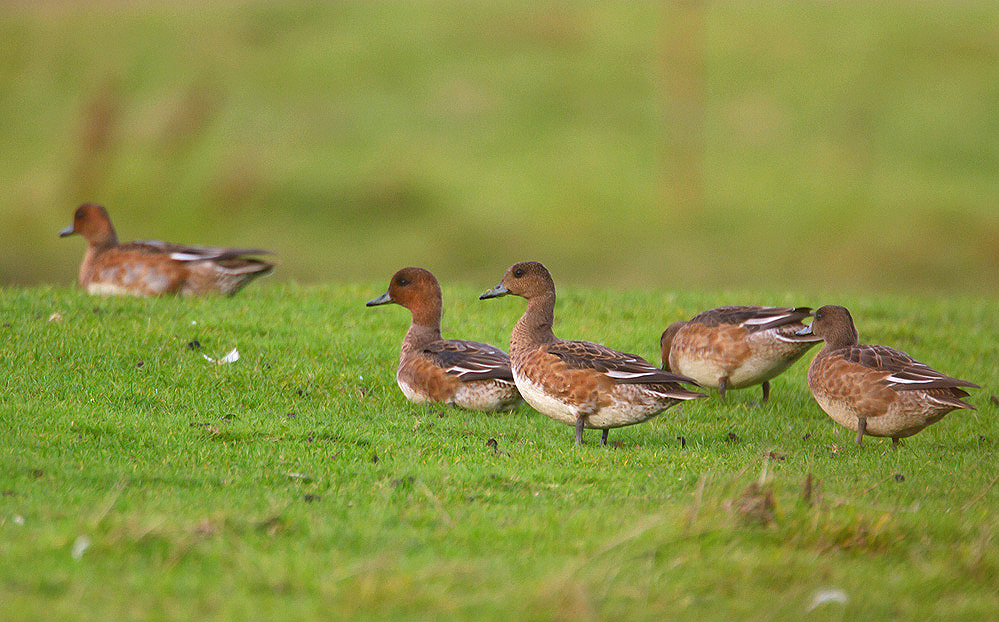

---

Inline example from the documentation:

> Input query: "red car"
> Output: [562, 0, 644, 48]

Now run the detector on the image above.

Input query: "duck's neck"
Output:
[819, 340, 853, 356]
[511, 292, 557, 353]
[401, 308, 443, 356]
[103, 228, 119, 248]
[79, 246, 103, 286]
[819, 326, 860, 354]
[91, 223, 119, 249]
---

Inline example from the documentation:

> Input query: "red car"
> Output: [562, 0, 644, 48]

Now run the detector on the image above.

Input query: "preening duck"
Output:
[660, 305, 820, 404]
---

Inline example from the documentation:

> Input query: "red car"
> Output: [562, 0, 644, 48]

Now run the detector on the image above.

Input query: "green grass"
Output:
[2, 283, 997, 620]
[1, 1, 998, 292]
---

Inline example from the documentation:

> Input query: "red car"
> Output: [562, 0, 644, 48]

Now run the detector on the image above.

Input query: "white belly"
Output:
[397, 373, 520, 412]
[513, 369, 674, 429]
[514, 372, 581, 425]
[396, 377, 428, 404]
[812, 390, 951, 439]
[452, 380, 521, 412]
[86, 281, 137, 296]
[812, 392, 861, 432]
[675, 348, 796, 389]
[674, 357, 728, 389]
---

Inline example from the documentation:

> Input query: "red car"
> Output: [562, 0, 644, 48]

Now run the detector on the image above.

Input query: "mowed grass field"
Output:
[2, 283, 997, 620]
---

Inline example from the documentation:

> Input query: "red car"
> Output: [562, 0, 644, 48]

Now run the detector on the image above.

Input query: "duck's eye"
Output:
[513, 269, 525, 278]
[398, 278, 409, 286]
[815, 311, 823, 320]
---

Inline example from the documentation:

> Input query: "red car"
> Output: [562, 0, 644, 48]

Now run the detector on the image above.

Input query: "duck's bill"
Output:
[58, 225, 75, 238]
[479, 283, 509, 299]
[365, 291, 392, 306]
[776, 324, 823, 343]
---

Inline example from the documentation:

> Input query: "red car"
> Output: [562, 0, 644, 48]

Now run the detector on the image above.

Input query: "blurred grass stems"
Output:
[1, 2, 997, 292]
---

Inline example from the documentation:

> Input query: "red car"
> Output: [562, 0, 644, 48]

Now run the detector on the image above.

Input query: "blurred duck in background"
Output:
[59, 203, 273, 296]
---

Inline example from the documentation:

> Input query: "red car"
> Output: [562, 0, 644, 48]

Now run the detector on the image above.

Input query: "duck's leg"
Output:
[600, 429, 609, 446]
[718, 377, 729, 401]
[855, 418, 866, 445]
[759, 381, 771, 405]
[892, 436, 900, 450]
[575, 416, 585, 445]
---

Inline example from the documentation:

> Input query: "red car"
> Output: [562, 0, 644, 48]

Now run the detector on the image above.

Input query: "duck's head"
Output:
[366, 266, 442, 314]
[796, 305, 859, 348]
[479, 261, 555, 301]
[659, 321, 687, 370]
[59, 203, 118, 247]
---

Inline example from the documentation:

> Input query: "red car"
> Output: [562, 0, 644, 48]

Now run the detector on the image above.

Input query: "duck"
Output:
[797, 305, 979, 448]
[480, 261, 706, 445]
[59, 203, 273, 296]
[660, 306, 821, 404]
[366, 267, 522, 412]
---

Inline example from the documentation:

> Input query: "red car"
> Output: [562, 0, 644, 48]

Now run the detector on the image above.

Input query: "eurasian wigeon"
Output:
[797, 305, 979, 448]
[660, 306, 821, 404]
[480, 261, 706, 445]
[59, 203, 273, 296]
[367, 267, 522, 412]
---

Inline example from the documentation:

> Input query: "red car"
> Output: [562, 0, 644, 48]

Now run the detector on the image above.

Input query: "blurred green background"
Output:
[2, 1, 997, 293]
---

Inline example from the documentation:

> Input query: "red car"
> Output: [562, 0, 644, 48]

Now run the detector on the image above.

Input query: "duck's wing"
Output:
[692, 305, 814, 332]
[843, 344, 980, 391]
[423, 340, 514, 382]
[544, 340, 701, 387]
[129, 240, 272, 262]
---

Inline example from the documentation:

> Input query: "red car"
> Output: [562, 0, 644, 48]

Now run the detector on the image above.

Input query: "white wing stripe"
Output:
[604, 370, 657, 379]
[450, 365, 487, 374]
[170, 252, 208, 262]
[449, 363, 508, 376]
[774, 333, 820, 343]
[885, 375, 937, 385]
[742, 313, 790, 326]
[647, 387, 701, 400]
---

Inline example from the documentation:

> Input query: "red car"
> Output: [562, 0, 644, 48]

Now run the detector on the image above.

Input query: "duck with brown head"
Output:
[481, 261, 706, 446]
[367, 267, 522, 412]
[798, 305, 979, 448]
[59, 203, 273, 296]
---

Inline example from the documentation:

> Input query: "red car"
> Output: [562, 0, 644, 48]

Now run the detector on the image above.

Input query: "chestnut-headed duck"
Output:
[367, 267, 522, 412]
[480, 261, 705, 445]
[660, 306, 821, 404]
[797, 305, 979, 448]
[60, 203, 273, 296]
